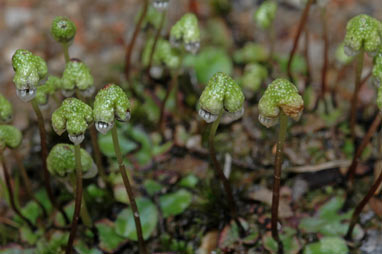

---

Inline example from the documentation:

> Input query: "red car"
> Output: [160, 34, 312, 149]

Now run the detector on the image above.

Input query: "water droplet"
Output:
[198, 108, 218, 123]
[344, 45, 358, 57]
[149, 66, 164, 79]
[258, 114, 278, 128]
[79, 86, 95, 98]
[372, 76, 380, 88]
[16, 87, 36, 102]
[95, 121, 113, 134]
[68, 133, 85, 145]
[116, 111, 131, 122]
[62, 89, 75, 97]
[83, 163, 98, 179]
[152, 0, 169, 11]
[224, 107, 244, 122]
[134, 212, 139, 218]
[185, 41, 200, 54]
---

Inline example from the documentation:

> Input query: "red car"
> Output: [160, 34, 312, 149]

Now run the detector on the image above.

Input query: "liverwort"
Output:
[93, 84, 147, 254]
[11, 49, 69, 224]
[343, 14, 382, 138]
[0, 94, 13, 123]
[0, 125, 35, 229]
[61, 59, 95, 98]
[51, 16, 77, 63]
[258, 78, 304, 254]
[198, 72, 244, 227]
[170, 13, 201, 54]
[51, 98, 93, 254]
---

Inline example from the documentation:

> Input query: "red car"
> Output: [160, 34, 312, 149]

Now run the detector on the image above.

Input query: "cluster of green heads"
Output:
[198, 73, 304, 128]
[51, 84, 131, 144]
[343, 14, 382, 111]
[12, 50, 94, 104]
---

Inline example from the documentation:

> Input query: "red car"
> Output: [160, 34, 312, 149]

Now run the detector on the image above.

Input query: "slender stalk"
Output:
[147, 10, 167, 73]
[320, 6, 329, 97]
[350, 50, 364, 139]
[268, 21, 276, 64]
[125, 0, 149, 80]
[303, 28, 311, 88]
[111, 124, 147, 254]
[62, 43, 70, 63]
[208, 112, 239, 221]
[347, 112, 382, 183]
[69, 174, 93, 229]
[66, 144, 84, 254]
[287, 0, 313, 81]
[0, 151, 35, 230]
[12, 150, 48, 218]
[345, 168, 382, 240]
[271, 112, 288, 254]
[158, 55, 183, 132]
[30, 98, 69, 224]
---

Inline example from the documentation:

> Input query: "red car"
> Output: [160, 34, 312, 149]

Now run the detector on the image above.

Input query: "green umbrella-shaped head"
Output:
[52, 98, 93, 144]
[254, 0, 277, 30]
[51, 16, 77, 44]
[152, 0, 169, 11]
[372, 52, 382, 87]
[11, 49, 48, 102]
[0, 94, 13, 123]
[344, 14, 382, 57]
[240, 63, 268, 96]
[198, 72, 245, 123]
[35, 76, 61, 107]
[61, 59, 94, 97]
[170, 13, 200, 54]
[258, 78, 304, 128]
[93, 84, 131, 134]
[0, 125, 22, 150]
[47, 143, 96, 178]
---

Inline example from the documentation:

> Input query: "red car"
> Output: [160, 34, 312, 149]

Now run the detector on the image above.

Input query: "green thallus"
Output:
[35, 75, 61, 107]
[0, 94, 13, 123]
[258, 78, 304, 128]
[152, 0, 169, 11]
[254, 0, 277, 30]
[0, 125, 22, 150]
[52, 98, 93, 144]
[142, 38, 181, 78]
[372, 52, 382, 89]
[93, 84, 131, 134]
[170, 13, 200, 54]
[240, 63, 268, 97]
[198, 72, 245, 123]
[47, 143, 96, 179]
[51, 16, 76, 44]
[344, 14, 382, 57]
[12, 49, 48, 102]
[61, 59, 95, 97]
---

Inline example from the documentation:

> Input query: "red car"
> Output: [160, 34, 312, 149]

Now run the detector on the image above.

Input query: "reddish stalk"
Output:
[350, 50, 365, 139]
[347, 112, 382, 183]
[271, 112, 287, 254]
[12, 150, 48, 218]
[65, 144, 84, 254]
[303, 28, 311, 88]
[345, 168, 382, 240]
[125, 0, 149, 80]
[147, 10, 167, 74]
[320, 7, 329, 97]
[31, 99, 69, 224]
[287, 0, 313, 81]
[0, 151, 35, 230]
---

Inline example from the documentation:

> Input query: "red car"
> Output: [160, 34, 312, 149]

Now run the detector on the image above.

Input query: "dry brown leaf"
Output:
[196, 230, 219, 254]
[249, 187, 293, 218]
